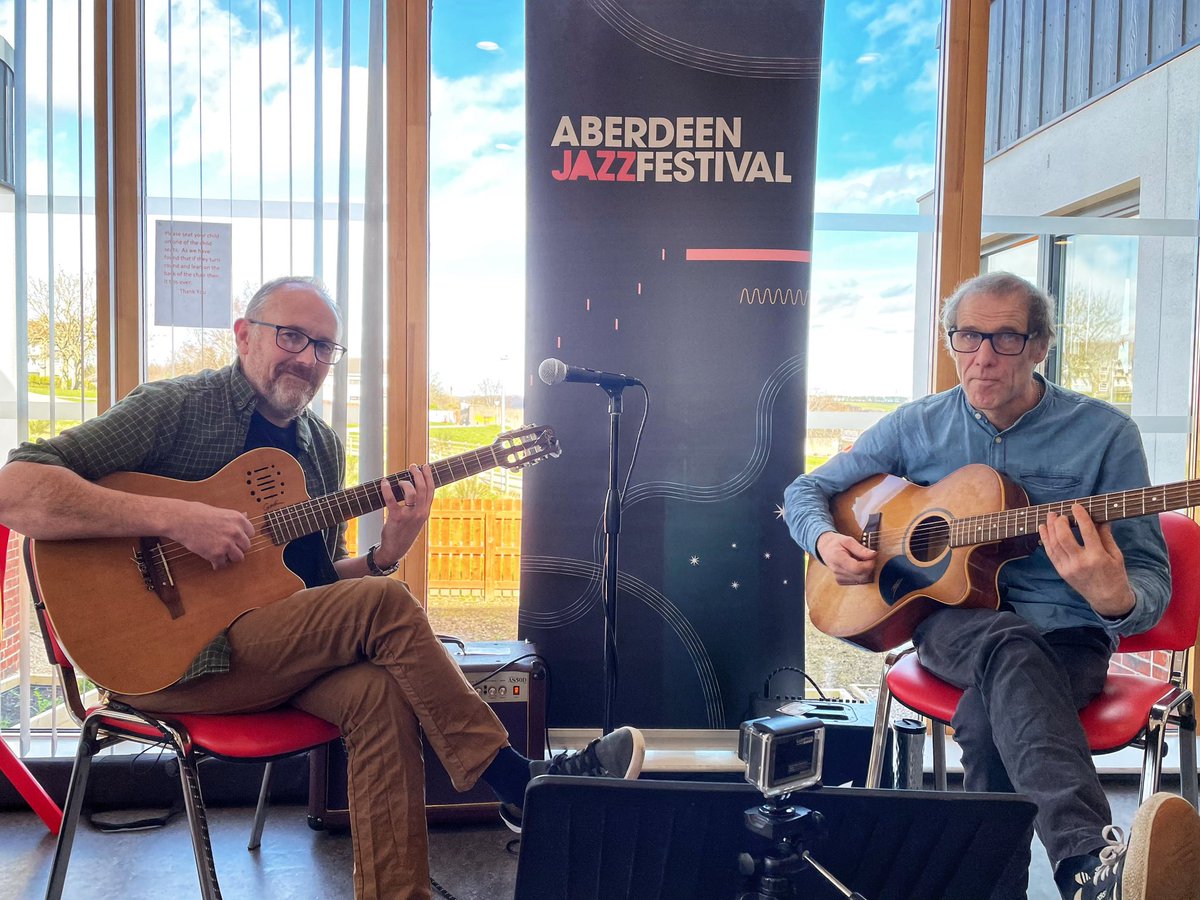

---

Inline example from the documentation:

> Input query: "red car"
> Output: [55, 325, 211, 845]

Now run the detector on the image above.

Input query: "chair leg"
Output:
[175, 753, 223, 900]
[932, 720, 948, 791]
[1177, 694, 1198, 808]
[1139, 705, 1172, 806]
[247, 761, 274, 851]
[45, 721, 101, 900]
[866, 665, 896, 788]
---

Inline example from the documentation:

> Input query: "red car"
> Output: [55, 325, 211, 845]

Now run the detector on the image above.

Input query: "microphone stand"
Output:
[601, 383, 625, 735]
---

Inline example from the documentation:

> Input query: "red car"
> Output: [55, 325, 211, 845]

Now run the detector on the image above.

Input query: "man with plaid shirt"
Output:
[0, 276, 645, 900]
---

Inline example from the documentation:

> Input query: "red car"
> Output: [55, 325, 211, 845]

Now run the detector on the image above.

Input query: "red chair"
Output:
[24, 538, 342, 900]
[0, 524, 63, 834]
[866, 510, 1200, 808]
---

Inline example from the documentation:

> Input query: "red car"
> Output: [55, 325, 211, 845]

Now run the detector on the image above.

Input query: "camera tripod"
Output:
[736, 795, 868, 899]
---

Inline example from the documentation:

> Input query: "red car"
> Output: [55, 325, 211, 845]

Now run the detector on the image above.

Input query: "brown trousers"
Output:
[119, 576, 511, 900]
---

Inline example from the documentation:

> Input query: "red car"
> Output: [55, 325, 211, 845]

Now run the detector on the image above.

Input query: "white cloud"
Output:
[428, 69, 527, 393]
[891, 124, 931, 154]
[430, 70, 525, 177]
[865, 0, 940, 48]
[815, 162, 934, 214]
[821, 60, 847, 92]
[907, 57, 939, 99]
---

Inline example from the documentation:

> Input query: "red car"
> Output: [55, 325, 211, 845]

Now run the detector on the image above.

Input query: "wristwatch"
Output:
[366, 543, 400, 577]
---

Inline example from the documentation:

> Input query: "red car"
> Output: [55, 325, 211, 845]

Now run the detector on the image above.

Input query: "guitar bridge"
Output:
[862, 513, 882, 551]
[135, 538, 185, 620]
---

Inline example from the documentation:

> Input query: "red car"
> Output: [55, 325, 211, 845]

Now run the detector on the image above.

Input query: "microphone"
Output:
[538, 357, 642, 388]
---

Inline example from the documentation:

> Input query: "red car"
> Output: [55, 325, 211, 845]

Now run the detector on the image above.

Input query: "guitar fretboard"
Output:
[264, 445, 503, 544]
[951, 479, 1200, 546]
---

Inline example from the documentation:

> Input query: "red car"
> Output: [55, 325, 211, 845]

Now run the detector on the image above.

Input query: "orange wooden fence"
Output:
[427, 498, 522, 599]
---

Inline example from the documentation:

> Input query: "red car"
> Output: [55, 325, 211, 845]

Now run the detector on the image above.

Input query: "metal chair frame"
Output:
[865, 511, 1200, 809]
[26, 539, 340, 900]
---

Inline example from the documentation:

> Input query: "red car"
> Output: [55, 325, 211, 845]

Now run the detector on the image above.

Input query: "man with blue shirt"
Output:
[785, 272, 1200, 900]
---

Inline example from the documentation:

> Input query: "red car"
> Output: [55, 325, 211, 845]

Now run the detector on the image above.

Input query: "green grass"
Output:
[843, 400, 901, 412]
[429, 425, 503, 445]
[28, 384, 97, 402]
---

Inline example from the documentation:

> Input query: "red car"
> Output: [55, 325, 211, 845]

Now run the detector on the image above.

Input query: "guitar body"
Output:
[805, 464, 1038, 652]
[27, 448, 308, 695]
[25, 425, 561, 696]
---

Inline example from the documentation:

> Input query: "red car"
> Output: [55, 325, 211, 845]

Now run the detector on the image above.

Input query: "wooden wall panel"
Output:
[1121, 0, 1153, 78]
[1151, 0, 1185, 57]
[1186, 0, 1200, 41]
[986, 0, 1005, 154]
[1042, 0, 1068, 121]
[1092, 0, 1121, 91]
[1001, 0, 1024, 147]
[1065, 0, 1093, 108]
[1019, 0, 1046, 136]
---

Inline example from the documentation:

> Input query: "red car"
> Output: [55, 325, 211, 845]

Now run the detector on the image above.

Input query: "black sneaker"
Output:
[532, 726, 646, 780]
[1063, 793, 1200, 900]
[497, 728, 646, 834]
[498, 801, 523, 835]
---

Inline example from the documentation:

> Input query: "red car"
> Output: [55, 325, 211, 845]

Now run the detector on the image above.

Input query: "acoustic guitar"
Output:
[25, 424, 560, 695]
[805, 463, 1192, 653]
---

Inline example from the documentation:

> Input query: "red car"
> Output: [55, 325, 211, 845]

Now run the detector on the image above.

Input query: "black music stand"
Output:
[514, 777, 1037, 900]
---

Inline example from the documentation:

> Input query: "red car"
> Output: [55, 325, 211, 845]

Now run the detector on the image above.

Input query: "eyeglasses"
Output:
[247, 319, 347, 364]
[948, 329, 1032, 356]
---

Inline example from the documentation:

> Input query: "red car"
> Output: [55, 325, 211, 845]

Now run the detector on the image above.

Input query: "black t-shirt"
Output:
[243, 411, 339, 589]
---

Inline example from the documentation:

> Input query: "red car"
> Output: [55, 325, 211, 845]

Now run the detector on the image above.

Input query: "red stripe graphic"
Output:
[685, 248, 811, 263]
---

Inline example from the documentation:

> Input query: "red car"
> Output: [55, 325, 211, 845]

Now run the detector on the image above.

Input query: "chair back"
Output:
[0, 523, 8, 617]
[1117, 511, 1200, 654]
[22, 537, 89, 723]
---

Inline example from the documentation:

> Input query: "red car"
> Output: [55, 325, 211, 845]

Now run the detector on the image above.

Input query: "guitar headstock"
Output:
[494, 424, 562, 470]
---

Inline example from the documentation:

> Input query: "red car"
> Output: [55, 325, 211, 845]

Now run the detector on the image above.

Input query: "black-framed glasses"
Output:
[247, 319, 347, 364]
[948, 329, 1031, 356]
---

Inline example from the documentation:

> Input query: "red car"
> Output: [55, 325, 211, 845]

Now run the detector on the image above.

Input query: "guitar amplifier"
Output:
[776, 698, 893, 788]
[307, 639, 546, 830]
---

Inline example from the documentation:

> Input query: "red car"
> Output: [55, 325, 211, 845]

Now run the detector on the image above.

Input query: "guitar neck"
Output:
[951, 478, 1200, 546]
[267, 445, 502, 544]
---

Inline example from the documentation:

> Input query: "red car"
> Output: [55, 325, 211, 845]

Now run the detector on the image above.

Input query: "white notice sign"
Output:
[154, 220, 233, 327]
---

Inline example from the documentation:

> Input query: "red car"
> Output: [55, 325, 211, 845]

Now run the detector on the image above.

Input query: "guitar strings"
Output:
[850, 481, 1199, 558]
[141, 443, 516, 573]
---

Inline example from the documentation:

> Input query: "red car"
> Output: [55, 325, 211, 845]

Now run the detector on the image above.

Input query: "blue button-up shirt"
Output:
[784, 376, 1170, 643]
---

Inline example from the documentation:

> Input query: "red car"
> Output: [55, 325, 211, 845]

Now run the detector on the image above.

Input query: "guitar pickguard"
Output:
[877, 552, 952, 606]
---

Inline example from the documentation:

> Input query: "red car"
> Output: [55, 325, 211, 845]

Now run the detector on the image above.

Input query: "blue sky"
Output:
[424, 0, 941, 396]
[1, 0, 942, 397]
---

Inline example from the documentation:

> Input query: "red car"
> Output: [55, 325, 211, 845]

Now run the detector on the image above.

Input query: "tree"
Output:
[1059, 287, 1125, 398]
[26, 272, 98, 392]
[146, 283, 251, 381]
[430, 373, 456, 410]
[475, 377, 504, 407]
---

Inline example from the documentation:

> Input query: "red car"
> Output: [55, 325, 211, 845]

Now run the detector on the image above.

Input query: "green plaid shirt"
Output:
[9, 363, 348, 684]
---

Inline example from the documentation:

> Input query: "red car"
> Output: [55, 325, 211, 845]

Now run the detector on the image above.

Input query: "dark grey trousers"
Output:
[912, 607, 1113, 900]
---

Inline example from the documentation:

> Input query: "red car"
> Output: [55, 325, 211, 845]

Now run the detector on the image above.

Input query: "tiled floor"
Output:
[0, 777, 1156, 900]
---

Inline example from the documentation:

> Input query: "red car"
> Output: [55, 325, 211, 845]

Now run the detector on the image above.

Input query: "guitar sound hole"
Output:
[909, 515, 950, 562]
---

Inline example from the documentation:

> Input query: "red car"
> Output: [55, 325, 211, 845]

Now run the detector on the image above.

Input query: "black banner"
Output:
[522, 0, 825, 728]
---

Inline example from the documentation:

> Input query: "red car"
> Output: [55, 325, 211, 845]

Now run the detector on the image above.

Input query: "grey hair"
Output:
[244, 276, 340, 326]
[940, 271, 1057, 351]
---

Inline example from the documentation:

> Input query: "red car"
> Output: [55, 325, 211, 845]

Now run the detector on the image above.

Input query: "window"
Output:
[425, 0, 525, 641]
[1056, 232, 1138, 409]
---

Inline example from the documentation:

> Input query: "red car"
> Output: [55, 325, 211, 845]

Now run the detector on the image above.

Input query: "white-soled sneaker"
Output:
[1066, 793, 1200, 900]
[531, 726, 646, 780]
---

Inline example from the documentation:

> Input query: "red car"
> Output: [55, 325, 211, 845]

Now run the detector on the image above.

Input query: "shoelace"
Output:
[1095, 824, 1129, 883]
[546, 738, 604, 776]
